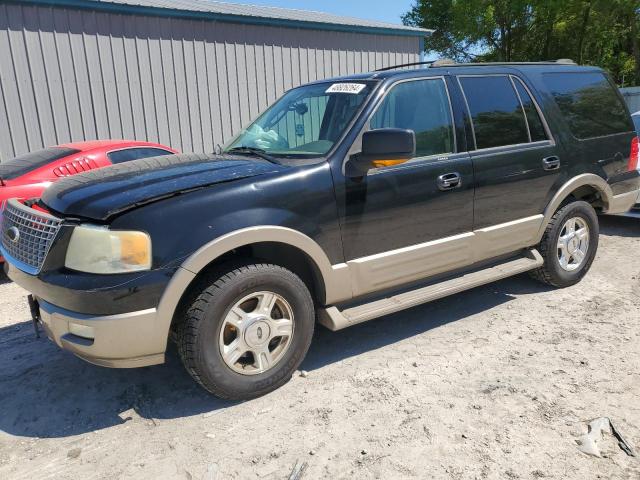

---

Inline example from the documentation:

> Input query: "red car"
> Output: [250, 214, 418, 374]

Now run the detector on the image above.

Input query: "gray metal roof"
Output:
[20, 0, 430, 37]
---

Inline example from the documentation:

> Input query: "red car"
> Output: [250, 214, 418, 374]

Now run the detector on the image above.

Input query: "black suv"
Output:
[2, 60, 639, 400]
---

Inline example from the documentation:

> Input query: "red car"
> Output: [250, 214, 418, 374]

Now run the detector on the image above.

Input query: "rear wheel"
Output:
[530, 200, 599, 287]
[176, 262, 315, 400]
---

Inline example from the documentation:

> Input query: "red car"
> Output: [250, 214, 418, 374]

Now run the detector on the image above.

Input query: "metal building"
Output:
[620, 86, 640, 113]
[0, 0, 429, 161]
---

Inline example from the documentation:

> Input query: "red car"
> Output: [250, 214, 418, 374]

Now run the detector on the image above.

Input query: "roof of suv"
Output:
[315, 61, 604, 84]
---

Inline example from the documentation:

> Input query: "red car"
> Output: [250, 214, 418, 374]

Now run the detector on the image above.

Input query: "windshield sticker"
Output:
[325, 83, 366, 94]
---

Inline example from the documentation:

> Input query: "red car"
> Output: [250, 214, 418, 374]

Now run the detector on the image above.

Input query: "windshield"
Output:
[225, 81, 376, 158]
[0, 147, 80, 182]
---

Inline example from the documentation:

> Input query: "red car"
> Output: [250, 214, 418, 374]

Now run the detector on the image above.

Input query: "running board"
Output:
[318, 249, 543, 331]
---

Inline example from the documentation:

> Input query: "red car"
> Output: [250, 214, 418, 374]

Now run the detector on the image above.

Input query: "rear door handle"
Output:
[437, 172, 461, 191]
[542, 156, 560, 171]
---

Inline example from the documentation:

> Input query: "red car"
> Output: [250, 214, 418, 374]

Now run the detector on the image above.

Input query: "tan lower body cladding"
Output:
[343, 215, 543, 297]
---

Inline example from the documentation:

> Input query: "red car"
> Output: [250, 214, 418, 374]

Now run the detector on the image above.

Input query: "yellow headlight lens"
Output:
[65, 225, 152, 274]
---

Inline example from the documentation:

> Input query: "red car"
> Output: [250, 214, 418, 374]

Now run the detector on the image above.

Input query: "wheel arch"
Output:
[536, 173, 612, 243]
[155, 226, 352, 348]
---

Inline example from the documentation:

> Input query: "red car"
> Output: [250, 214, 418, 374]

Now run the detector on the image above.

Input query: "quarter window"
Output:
[459, 76, 530, 149]
[370, 78, 455, 159]
[542, 72, 633, 139]
[108, 147, 173, 164]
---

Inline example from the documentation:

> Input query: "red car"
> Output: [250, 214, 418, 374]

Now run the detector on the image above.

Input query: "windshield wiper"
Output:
[226, 146, 283, 165]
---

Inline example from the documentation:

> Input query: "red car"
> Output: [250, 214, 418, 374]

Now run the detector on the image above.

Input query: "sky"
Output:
[218, 0, 417, 25]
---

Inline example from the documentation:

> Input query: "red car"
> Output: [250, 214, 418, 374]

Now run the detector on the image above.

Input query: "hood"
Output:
[41, 153, 285, 221]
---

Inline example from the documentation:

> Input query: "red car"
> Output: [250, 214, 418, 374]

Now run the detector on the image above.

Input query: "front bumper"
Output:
[36, 299, 165, 368]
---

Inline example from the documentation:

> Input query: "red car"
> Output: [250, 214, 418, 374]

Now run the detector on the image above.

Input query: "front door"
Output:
[335, 77, 475, 297]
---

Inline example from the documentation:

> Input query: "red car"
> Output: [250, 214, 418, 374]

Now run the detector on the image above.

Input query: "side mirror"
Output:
[347, 128, 416, 176]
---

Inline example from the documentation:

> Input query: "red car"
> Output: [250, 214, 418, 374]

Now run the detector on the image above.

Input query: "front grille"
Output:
[0, 199, 62, 274]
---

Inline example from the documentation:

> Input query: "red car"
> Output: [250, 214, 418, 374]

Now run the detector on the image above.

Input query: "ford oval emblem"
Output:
[6, 226, 20, 243]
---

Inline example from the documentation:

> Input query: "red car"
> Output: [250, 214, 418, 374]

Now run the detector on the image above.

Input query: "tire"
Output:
[176, 261, 315, 400]
[530, 200, 599, 288]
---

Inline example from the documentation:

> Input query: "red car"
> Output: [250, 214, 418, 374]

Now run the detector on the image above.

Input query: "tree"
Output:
[402, 0, 640, 85]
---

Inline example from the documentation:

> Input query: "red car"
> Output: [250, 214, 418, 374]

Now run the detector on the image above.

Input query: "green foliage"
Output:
[402, 0, 640, 85]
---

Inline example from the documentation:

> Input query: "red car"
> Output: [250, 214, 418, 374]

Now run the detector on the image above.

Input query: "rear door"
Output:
[457, 74, 561, 230]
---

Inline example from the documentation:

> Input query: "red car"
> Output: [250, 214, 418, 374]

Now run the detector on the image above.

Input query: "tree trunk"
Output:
[631, 11, 640, 85]
[542, 24, 553, 60]
[577, 2, 592, 64]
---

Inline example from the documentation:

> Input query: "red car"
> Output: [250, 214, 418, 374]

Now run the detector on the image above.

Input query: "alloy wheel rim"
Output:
[557, 216, 589, 272]
[219, 291, 294, 375]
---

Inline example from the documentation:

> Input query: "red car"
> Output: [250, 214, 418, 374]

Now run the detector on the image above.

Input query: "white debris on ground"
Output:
[0, 216, 638, 479]
[576, 417, 637, 458]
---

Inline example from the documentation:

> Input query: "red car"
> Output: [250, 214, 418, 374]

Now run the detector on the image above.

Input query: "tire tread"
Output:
[176, 261, 314, 400]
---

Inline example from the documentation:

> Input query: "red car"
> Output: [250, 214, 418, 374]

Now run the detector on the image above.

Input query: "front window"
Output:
[226, 81, 376, 158]
[370, 78, 455, 159]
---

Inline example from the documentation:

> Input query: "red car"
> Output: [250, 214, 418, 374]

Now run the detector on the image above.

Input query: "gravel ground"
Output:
[0, 215, 639, 480]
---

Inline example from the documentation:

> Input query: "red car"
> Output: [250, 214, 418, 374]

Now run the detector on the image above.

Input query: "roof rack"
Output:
[375, 60, 435, 71]
[376, 58, 577, 72]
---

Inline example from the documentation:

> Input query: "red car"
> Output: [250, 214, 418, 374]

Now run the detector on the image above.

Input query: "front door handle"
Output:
[437, 172, 461, 191]
[542, 156, 561, 171]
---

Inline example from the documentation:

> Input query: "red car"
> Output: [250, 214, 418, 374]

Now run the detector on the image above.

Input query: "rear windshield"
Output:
[543, 72, 633, 139]
[0, 147, 80, 181]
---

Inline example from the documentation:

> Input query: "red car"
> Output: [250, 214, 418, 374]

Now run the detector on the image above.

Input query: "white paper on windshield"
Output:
[325, 83, 366, 94]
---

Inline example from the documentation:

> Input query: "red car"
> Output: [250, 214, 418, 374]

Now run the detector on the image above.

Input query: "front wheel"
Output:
[530, 200, 599, 288]
[176, 262, 315, 400]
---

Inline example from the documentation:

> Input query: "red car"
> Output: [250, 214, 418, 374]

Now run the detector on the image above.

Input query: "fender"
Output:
[155, 226, 352, 345]
[535, 173, 613, 243]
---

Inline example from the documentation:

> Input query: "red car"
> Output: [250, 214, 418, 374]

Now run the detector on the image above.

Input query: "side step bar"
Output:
[318, 249, 543, 331]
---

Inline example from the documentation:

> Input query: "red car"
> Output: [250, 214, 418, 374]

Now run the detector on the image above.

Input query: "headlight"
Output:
[65, 225, 152, 274]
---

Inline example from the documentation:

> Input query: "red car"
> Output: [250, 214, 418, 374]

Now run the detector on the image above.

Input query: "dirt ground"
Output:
[0, 215, 639, 480]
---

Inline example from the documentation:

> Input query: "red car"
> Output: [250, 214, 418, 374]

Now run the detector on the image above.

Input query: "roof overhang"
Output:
[12, 0, 432, 38]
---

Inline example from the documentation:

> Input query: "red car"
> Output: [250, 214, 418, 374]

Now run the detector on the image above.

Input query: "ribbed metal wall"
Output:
[620, 86, 640, 113]
[0, 3, 420, 161]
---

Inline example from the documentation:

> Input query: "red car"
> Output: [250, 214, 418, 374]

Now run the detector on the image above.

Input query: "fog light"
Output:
[68, 322, 95, 340]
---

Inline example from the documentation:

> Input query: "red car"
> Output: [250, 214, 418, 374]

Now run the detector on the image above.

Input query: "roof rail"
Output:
[375, 58, 577, 72]
[431, 58, 456, 67]
[375, 60, 435, 71]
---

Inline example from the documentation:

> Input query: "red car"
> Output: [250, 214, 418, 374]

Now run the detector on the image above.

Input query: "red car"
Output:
[0, 140, 177, 207]
[0, 140, 177, 263]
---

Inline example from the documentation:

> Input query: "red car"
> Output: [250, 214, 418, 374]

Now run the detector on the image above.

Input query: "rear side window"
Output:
[459, 76, 530, 149]
[543, 72, 633, 139]
[0, 147, 80, 181]
[108, 147, 173, 164]
[370, 78, 455, 158]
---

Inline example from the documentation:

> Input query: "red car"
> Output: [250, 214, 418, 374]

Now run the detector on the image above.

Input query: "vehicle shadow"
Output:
[0, 324, 235, 438]
[0, 273, 548, 439]
[302, 274, 550, 371]
[599, 214, 639, 238]
[0, 268, 11, 285]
